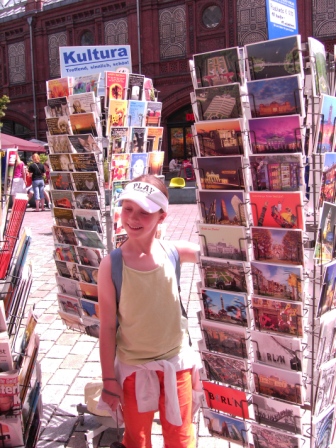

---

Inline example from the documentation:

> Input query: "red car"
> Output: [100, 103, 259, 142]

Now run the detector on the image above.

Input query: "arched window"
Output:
[81, 31, 95, 46]
[202, 5, 223, 29]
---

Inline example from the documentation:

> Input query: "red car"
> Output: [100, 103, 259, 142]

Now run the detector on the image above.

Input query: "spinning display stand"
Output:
[191, 35, 336, 448]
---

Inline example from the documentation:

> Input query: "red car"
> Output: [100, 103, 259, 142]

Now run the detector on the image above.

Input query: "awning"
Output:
[0, 133, 46, 152]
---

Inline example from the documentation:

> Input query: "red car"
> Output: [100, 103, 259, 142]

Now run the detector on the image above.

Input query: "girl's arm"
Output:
[173, 240, 200, 264]
[97, 254, 124, 409]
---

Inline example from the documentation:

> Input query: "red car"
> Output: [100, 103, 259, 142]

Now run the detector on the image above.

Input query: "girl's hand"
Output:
[101, 381, 124, 411]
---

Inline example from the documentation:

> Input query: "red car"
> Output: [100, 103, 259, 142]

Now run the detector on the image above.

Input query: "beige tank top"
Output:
[116, 255, 189, 365]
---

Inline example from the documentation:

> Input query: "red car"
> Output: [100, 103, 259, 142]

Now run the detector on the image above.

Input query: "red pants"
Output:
[122, 369, 195, 448]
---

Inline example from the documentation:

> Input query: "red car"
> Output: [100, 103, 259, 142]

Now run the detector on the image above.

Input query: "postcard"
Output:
[50, 172, 74, 191]
[199, 256, 248, 293]
[313, 95, 336, 153]
[69, 112, 100, 137]
[105, 71, 128, 108]
[130, 153, 148, 180]
[248, 115, 303, 154]
[74, 229, 106, 250]
[252, 362, 303, 404]
[128, 100, 146, 127]
[71, 172, 100, 193]
[314, 359, 336, 417]
[250, 330, 302, 372]
[78, 281, 98, 302]
[250, 423, 302, 448]
[193, 47, 243, 88]
[316, 309, 336, 368]
[314, 202, 336, 264]
[145, 101, 162, 127]
[251, 227, 304, 265]
[245, 35, 303, 81]
[249, 191, 305, 230]
[113, 233, 128, 249]
[109, 127, 129, 156]
[50, 191, 74, 209]
[249, 153, 304, 191]
[49, 154, 73, 172]
[143, 77, 155, 101]
[68, 92, 99, 115]
[70, 153, 98, 172]
[47, 134, 73, 154]
[58, 310, 85, 333]
[46, 117, 72, 136]
[127, 73, 145, 100]
[313, 405, 334, 448]
[308, 37, 330, 97]
[194, 83, 242, 121]
[246, 75, 304, 118]
[56, 275, 80, 298]
[46, 76, 73, 99]
[148, 151, 164, 176]
[251, 261, 303, 301]
[317, 260, 336, 317]
[111, 180, 129, 205]
[73, 73, 100, 97]
[74, 209, 103, 233]
[68, 134, 101, 153]
[197, 190, 247, 226]
[53, 207, 76, 228]
[146, 127, 163, 151]
[200, 347, 248, 389]
[84, 321, 100, 338]
[75, 247, 102, 267]
[77, 264, 98, 285]
[73, 192, 100, 210]
[54, 244, 78, 263]
[202, 381, 249, 418]
[53, 226, 77, 246]
[252, 295, 303, 337]
[197, 222, 248, 261]
[194, 156, 245, 190]
[112, 206, 126, 236]
[107, 99, 128, 133]
[55, 260, 80, 281]
[80, 298, 99, 321]
[319, 153, 336, 207]
[110, 154, 131, 184]
[202, 407, 247, 445]
[46, 96, 69, 118]
[193, 119, 244, 157]
[57, 293, 82, 318]
[199, 286, 248, 327]
[129, 127, 147, 153]
[200, 319, 249, 358]
[252, 394, 302, 434]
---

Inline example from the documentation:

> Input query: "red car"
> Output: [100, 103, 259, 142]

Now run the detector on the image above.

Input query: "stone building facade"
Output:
[0, 0, 335, 160]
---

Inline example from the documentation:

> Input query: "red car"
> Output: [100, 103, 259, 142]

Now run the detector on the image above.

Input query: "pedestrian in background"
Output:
[28, 153, 46, 212]
[11, 153, 27, 204]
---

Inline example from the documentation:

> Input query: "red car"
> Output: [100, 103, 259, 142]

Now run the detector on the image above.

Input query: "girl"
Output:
[98, 174, 202, 448]
[28, 153, 45, 212]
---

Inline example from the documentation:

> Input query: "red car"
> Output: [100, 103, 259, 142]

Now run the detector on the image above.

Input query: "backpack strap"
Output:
[110, 248, 123, 305]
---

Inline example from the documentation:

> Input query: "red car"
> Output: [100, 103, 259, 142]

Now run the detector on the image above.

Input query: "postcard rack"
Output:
[0, 201, 41, 446]
[190, 34, 336, 448]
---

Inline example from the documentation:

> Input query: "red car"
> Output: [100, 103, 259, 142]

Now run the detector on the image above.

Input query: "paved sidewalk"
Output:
[20, 204, 215, 447]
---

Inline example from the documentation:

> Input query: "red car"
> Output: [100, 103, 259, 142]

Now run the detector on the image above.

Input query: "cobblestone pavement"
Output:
[21, 203, 217, 447]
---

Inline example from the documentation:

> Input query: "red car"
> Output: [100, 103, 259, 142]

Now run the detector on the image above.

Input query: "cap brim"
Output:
[116, 191, 161, 213]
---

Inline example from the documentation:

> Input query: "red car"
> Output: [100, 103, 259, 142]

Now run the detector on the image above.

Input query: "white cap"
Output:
[116, 181, 169, 213]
